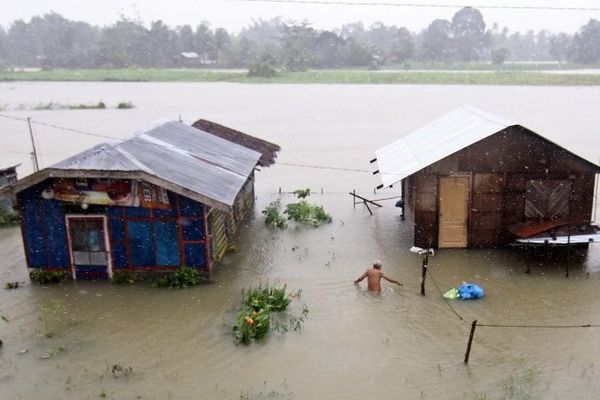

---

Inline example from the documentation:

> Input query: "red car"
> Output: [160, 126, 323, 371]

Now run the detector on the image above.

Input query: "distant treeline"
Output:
[1, 8, 600, 70]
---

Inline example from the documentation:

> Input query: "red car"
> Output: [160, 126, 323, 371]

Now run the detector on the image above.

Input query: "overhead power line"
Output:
[0, 113, 380, 175]
[234, 0, 600, 12]
[0, 113, 119, 141]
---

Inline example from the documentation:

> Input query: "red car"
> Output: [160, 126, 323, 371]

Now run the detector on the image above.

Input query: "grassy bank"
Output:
[2, 68, 600, 85]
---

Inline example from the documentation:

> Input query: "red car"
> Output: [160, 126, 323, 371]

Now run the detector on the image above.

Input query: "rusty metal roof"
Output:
[192, 119, 280, 167]
[375, 105, 599, 188]
[11, 121, 262, 211]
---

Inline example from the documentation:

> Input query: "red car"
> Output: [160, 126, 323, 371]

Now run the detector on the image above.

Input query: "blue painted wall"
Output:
[18, 182, 70, 270]
[18, 179, 208, 275]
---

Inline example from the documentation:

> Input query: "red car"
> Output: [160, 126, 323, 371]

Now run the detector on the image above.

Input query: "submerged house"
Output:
[0, 164, 19, 222]
[2, 121, 279, 279]
[374, 106, 600, 249]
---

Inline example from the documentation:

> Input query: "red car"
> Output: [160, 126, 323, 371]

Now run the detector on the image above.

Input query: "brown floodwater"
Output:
[0, 82, 599, 399]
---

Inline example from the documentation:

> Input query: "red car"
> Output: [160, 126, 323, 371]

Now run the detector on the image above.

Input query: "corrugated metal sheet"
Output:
[52, 121, 262, 208]
[375, 105, 512, 187]
[376, 105, 600, 188]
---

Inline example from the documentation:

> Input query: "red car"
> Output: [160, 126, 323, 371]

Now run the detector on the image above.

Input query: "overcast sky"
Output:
[2, 0, 600, 33]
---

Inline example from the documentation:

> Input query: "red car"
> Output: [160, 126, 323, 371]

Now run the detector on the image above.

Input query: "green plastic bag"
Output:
[443, 288, 460, 300]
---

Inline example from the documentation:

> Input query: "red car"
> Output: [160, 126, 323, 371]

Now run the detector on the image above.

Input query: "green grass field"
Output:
[2, 68, 600, 86]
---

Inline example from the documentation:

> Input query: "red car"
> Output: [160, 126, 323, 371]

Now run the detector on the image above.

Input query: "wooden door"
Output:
[438, 176, 470, 248]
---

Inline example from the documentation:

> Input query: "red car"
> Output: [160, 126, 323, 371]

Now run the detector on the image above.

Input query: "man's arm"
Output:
[382, 273, 403, 286]
[354, 271, 368, 285]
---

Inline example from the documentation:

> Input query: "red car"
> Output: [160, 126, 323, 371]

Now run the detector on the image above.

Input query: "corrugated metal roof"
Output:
[51, 121, 262, 208]
[375, 106, 515, 187]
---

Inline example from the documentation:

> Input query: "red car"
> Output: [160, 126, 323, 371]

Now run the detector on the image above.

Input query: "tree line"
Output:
[1, 7, 600, 70]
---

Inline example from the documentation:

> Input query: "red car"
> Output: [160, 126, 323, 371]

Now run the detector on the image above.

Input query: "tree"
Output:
[451, 7, 486, 61]
[491, 48, 509, 64]
[195, 24, 216, 63]
[147, 20, 179, 67]
[389, 27, 414, 63]
[571, 19, 600, 64]
[280, 22, 316, 71]
[313, 31, 345, 68]
[420, 19, 452, 62]
[549, 33, 572, 62]
[248, 53, 278, 77]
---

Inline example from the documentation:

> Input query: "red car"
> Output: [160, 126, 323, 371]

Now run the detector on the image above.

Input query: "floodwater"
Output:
[1, 82, 600, 399]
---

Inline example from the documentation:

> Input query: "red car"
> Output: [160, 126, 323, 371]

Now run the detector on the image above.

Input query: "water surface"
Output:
[0, 82, 599, 399]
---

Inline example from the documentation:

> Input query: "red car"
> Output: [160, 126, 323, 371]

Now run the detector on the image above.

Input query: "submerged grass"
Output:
[2, 68, 600, 85]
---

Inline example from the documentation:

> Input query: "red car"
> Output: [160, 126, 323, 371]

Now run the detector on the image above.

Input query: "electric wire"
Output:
[234, 0, 600, 12]
[426, 266, 467, 323]
[0, 113, 400, 175]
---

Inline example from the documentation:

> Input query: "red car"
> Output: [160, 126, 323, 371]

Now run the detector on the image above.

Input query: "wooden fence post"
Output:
[464, 320, 478, 364]
[420, 251, 429, 296]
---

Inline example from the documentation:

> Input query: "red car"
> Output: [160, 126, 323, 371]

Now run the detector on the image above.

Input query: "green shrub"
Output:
[233, 284, 294, 344]
[153, 266, 204, 288]
[112, 271, 133, 284]
[117, 101, 134, 109]
[0, 208, 18, 226]
[293, 188, 311, 199]
[262, 200, 288, 229]
[29, 270, 69, 284]
[285, 201, 332, 226]
[248, 55, 278, 78]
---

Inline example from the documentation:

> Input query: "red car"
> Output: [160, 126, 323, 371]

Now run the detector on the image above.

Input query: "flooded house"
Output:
[0, 164, 19, 222]
[2, 121, 279, 280]
[374, 106, 600, 249]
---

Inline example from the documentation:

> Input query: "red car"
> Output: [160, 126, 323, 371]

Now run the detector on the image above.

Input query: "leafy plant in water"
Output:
[293, 188, 311, 199]
[117, 101, 135, 109]
[233, 283, 306, 344]
[29, 270, 69, 284]
[153, 266, 205, 288]
[284, 201, 332, 226]
[262, 200, 288, 229]
[245, 285, 291, 312]
[112, 271, 133, 284]
[111, 364, 134, 380]
[5, 281, 19, 289]
[0, 207, 18, 226]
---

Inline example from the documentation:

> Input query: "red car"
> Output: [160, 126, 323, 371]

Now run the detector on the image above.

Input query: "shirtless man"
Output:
[354, 260, 403, 292]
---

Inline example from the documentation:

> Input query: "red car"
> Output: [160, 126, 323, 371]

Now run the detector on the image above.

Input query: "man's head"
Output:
[373, 260, 382, 270]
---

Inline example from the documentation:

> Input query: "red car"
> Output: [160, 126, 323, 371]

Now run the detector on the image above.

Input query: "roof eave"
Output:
[2, 168, 233, 213]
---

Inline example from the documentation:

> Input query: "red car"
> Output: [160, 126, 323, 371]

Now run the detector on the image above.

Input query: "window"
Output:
[525, 180, 571, 220]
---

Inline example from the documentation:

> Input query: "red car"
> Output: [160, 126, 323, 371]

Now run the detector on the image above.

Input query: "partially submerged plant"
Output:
[263, 189, 332, 228]
[262, 200, 288, 229]
[5, 281, 19, 290]
[29, 270, 69, 284]
[293, 188, 311, 199]
[233, 283, 305, 344]
[117, 101, 135, 109]
[112, 271, 134, 284]
[153, 266, 205, 288]
[284, 192, 332, 226]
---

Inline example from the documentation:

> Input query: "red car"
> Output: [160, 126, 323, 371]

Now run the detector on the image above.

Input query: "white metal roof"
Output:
[375, 105, 515, 187]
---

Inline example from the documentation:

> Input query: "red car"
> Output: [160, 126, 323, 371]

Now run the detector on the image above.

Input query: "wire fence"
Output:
[422, 258, 600, 363]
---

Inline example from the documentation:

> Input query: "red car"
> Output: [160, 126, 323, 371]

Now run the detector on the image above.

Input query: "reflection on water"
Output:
[0, 83, 599, 399]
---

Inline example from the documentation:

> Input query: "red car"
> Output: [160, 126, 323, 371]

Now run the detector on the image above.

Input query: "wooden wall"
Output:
[408, 127, 598, 248]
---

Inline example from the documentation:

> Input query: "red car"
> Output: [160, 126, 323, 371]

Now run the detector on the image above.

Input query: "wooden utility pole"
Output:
[27, 117, 40, 172]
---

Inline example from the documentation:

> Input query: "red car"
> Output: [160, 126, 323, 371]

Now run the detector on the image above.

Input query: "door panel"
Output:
[438, 176, 470, 248]
[67, 217, 110, 280]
